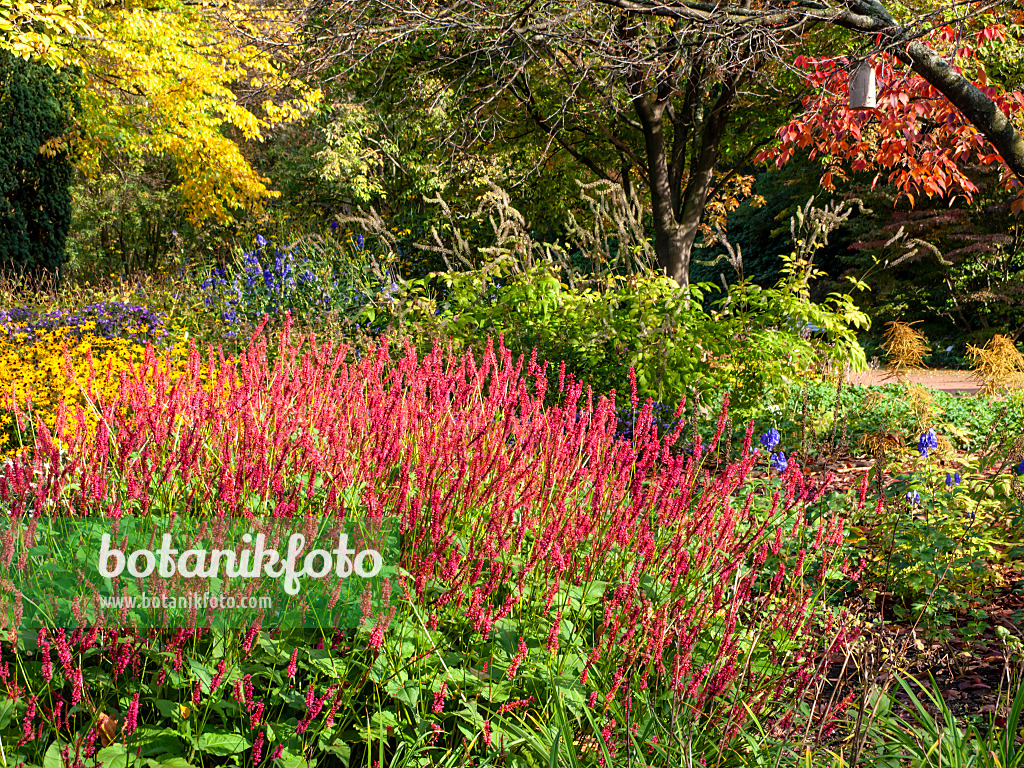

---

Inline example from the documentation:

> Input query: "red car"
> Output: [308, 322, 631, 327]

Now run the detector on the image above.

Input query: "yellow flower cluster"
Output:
[0, 324, 192, 455]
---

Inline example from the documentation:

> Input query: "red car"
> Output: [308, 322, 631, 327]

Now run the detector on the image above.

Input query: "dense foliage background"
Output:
[2, 0, 1024, 767]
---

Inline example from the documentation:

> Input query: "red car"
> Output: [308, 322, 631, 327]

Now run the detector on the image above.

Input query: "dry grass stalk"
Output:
[881, 321, 930, 380]
[905, 384, 935, 431]
[966, 334, 1024, 395]
[860, 430, 904, 460]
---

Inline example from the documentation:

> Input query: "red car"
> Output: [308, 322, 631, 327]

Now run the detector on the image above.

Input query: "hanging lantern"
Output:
[849, 60, 876, 109]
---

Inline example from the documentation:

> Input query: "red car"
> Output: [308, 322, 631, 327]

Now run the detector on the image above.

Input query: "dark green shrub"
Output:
[0, 51, 81, 281]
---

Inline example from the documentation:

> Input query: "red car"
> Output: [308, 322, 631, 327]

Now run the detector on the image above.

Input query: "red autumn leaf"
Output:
[762, 31, 1024, 211]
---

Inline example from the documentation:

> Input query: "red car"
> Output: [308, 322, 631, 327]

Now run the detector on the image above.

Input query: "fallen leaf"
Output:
[96, 712, 118, 746]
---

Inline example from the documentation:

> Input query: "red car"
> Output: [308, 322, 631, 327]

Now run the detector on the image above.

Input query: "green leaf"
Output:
[369, 710, 398, 731]
[276, 748, 313, 768]
[152, 700, 180, 720]
[187, 658, 213, 692]
[43, 742, 64, 768]
[548, 730, 561, 768]
[96, 744, 128, 768]
[134, 727, 184, 758]
[385, 675, 420, 707]
[196, 732, 251, 756]
[146, 759, 195, 768]
[305, 649, 341, 679]
[0, 698, 14, 730]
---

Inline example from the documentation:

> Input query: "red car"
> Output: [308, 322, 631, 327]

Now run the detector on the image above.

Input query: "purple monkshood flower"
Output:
[759, 428, 781, 451]
[917, 428, 938, 458]
[330, 221, 339, 233]
[770, 451, 787, 472]
[906, 490, 921, 505]
[355, 234, 364, 250]
[1015, 459, 1024, 476]
[256, 234, 267, 247]
[945, 472, 961, 488]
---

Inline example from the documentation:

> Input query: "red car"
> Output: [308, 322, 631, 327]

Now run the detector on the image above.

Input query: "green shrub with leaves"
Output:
[384, 249, 867, 423]
[347, 186, 869, 423]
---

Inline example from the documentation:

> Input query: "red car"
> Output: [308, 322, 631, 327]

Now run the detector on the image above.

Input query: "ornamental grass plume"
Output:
[0, 320, 857, 763]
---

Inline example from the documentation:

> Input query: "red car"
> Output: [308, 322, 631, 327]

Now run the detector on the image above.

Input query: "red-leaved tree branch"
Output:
[765, 0, 1024, 210]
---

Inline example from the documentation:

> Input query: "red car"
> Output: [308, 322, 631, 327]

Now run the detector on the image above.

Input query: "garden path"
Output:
[846, 368, 982, 395]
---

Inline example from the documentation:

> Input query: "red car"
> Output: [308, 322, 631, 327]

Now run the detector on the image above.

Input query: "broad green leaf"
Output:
[96, 744, 128, 768]
[196, 732, 251, 756]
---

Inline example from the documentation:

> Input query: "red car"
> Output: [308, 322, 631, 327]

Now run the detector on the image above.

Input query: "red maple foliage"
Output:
[760, 21, 1024, 213]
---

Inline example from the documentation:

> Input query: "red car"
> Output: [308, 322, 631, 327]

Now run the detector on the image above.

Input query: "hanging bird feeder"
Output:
[849, 60, 876, 109]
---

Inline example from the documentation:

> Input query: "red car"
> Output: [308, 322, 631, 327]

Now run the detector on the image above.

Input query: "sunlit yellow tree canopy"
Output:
[1, 0, 321, 224]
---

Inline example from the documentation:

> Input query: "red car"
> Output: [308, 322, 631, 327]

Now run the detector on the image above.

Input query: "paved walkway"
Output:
[846, 368, 982, 395]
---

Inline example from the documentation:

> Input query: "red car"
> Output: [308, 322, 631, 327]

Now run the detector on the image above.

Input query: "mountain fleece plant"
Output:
[0, 322, 861, 766]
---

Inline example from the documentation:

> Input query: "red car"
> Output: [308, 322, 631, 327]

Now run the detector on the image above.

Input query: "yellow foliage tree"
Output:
[1, 0, 321, 225]
[0, 0, 91, 65]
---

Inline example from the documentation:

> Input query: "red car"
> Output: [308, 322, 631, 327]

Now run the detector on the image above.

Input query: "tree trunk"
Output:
[652, 203, 690, 285]
[634, 94, 686, 283]
[634, 82, 737, 286]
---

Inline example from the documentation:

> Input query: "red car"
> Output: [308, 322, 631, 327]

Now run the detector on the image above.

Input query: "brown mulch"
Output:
[847, 581, 1024, 726]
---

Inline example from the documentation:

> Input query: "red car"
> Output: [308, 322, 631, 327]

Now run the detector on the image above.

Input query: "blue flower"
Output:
[770, 451, 787, 472]
[906, 490, 921, 505]
[1015, 460, 1024, 476]
[256, 234, 267, 247]
[355, 234, 364, 251]
[917, 428, 938, 458]
[945, 472, 961, 488]
[331, 221, 339, 233]
[759, 428, 781, 451]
